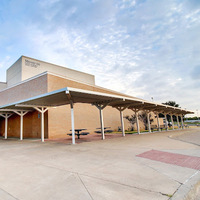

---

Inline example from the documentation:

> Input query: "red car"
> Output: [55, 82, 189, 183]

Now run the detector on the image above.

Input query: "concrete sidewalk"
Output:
[0, 128, 200, 200]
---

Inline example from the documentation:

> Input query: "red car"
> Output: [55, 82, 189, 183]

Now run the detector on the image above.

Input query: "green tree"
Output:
[139, 111, 154, 130]
[125, 111, 154, 131]
[124, 114, 136, 131]
[162, 101, 179, 107]
[159, 101, 180, 122]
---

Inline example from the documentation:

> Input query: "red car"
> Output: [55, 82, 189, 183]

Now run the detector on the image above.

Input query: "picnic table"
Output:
[68, 129, 89, 139]
[95, 127, 113, 133]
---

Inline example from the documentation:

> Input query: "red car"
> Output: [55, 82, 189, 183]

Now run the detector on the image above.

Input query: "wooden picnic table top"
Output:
[67, 131, 89, 139]
[70, 128, 87, 132]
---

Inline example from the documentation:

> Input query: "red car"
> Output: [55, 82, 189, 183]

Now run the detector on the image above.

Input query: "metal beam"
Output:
[113, 102, 144, 108]
[16, 104, 53, 108]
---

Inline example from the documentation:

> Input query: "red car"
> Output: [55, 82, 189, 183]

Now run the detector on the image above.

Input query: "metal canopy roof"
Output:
[0, 87, 193, 114]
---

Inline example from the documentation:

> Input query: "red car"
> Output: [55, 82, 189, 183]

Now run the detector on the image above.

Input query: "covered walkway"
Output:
[0, 87, 193, 144]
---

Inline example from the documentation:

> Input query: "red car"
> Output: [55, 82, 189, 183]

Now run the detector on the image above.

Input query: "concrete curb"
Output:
[171, 171, 200, 200]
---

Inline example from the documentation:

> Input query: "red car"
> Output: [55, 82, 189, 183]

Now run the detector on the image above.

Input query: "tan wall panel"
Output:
[0, 74, 48, 106]
[48, 103, 137, 139]
[0, 117, 5, 136]
[47, 74, 133, 98]
[0, 111, 48, 139]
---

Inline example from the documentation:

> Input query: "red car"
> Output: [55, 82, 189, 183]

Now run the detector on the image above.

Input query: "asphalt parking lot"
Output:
[0, 128, 200, 200]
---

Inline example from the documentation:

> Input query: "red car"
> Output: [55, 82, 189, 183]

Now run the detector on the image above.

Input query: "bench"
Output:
[159, 125, 167, 131]
[151, 125, 158, 132]
[95, 130, 113, 134]
[105, 129, 113, 133]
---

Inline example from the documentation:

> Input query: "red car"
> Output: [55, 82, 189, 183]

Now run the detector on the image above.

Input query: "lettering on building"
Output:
[25, 59, 40, 68]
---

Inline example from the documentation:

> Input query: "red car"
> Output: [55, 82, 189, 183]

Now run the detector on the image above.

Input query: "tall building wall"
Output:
[6, 56, 95, 87]
[0, 111, 48, 139]
[0, 82, 7, 90]
[6, 57, 22, 87]
[21, 56, 95, 86]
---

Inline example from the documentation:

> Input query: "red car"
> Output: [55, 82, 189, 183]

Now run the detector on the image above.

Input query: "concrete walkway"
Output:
[0, 128, 200, 200]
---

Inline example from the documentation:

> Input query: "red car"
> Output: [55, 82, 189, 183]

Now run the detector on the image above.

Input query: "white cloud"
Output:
[0, 0, 199, 115]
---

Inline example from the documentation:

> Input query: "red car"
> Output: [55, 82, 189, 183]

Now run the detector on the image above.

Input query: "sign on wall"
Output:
[25, 59, 40, 68]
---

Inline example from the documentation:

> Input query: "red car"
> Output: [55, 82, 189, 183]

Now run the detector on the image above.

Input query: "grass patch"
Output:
[185, 122, 200, 125]
[112, 130, 150, 134]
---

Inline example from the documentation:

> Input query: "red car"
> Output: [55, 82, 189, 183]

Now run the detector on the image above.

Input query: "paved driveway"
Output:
[0, 128, 200, 200]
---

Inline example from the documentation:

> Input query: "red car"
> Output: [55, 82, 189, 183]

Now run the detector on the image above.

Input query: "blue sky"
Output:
[0, 0, 200, 116]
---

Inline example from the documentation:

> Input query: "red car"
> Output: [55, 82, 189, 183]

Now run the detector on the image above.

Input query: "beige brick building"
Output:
[0, 56, 187, 140]
[0, 56, 145, 139]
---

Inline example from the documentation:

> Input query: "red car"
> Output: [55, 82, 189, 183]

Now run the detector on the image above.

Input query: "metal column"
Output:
[34, 107, 48, 142]
[135, 111, 140, 134]
[156, 112, 160, 131]
[181, 115, 184, 129]
[70, 102, 75, 144]
[171, 114, 174, 130]
[147, 112, 151, 133]
[95, 103, 108, 140]
[176, 115, 180, 129]
[164, 114, 168, 131]
[120, 110, 125, 137]
[13, 111, 28, 140]
[0, 113, 12, 139]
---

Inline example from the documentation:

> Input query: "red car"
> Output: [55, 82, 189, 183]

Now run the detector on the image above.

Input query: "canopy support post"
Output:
[70, 101, 75, 145]
[164, 113, 168, 131]
[155, 112, 160, 132]
[131, 109, 140, 134]
[99, 108, 104, 140]
[34, 107, 48, 142]
[147, 111, 151, 133]
[120, 110, 125, 136]
[170, 114, 174, 130]
[14, 111, 29, 140]
[0, 113, 12, 139]
[94, 103, 108, 140]
[5, 115, 8, 139]
[181, 115, 184, 129]
[116, 106, 127, 137]
[136, 112, 140, 134]
[176, 115, 180, 129]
